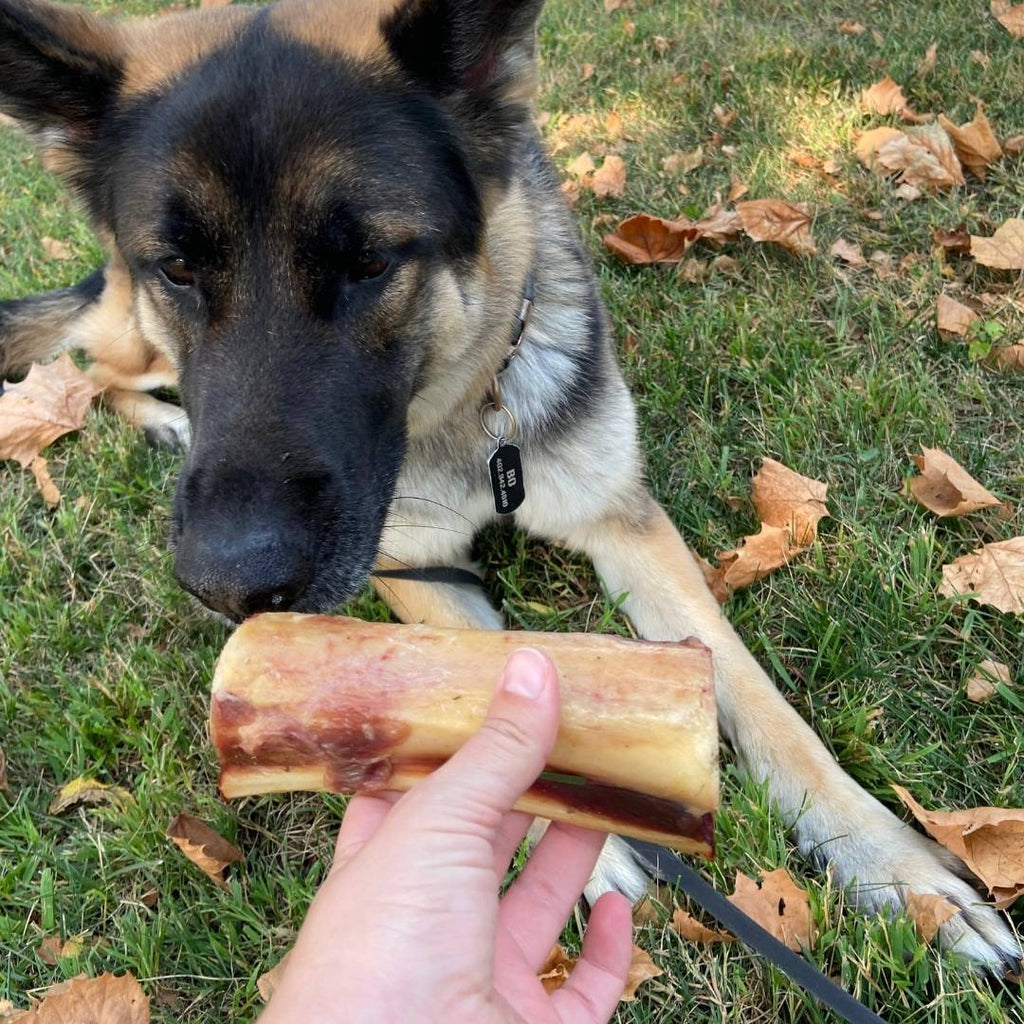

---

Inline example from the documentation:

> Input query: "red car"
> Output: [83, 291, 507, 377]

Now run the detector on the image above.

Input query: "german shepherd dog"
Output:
[0, 0, 1020, 976]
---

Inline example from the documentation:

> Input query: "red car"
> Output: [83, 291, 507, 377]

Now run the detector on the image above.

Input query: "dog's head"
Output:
[0, 0, 542, 619]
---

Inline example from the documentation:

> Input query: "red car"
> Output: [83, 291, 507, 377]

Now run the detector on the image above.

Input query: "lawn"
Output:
[1, 0, 1023, 1020]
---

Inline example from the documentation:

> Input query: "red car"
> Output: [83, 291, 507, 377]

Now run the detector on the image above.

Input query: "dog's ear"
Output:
[0, 0, 122, 140]
[382, 0, 544, 105]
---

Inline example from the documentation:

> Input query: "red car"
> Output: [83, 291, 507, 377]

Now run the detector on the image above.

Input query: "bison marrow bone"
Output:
[210, 613, 718, 856]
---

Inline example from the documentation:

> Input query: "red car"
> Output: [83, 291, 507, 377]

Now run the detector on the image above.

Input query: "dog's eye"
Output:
[350, 255, 390, 283]
[160, 257, 196, 288]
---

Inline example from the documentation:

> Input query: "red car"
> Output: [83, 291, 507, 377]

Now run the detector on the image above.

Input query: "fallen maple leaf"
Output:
[933, 225, 972, 254]
[935, 294, 979, 337]
[992, 345, 1024, 371]
[257, 950, 292, 1002]
[939, 537, 1024, 615]
[566, 151, 595, 178]
[727, 180, 749, 202]
[1004, 134, 1024, 156]
[994, 1, 1024, 35]
[712, 524, 804, 597]
[860, 76, 910, 115]
[728, 869, 816, 951]
[829, 237, 866, 267]
[855, 126, 905, 166]
[905, 891, 960, 943]
[620, 945, 662, 1001]
[671, 908, 735, 944]
[938, 109, 1003, 180]
[591, 154, 626, 199]
[49, 777, 135, 815]
[712, 104, 736, 127]
[0, 356, 100, 467]
[29, 456, 61, 507]
[971, 218, 1024, 270]
[966, 659, 1013, 703]
[876, 123, 965, 190]
[604, 111, 624, 140]
[538, 944, 577, 994]
[604, 215, 697, 264]
[909, 447, 1004, 518]
[692, 206, 743, 245]
[751, 458, 829, 544]
[167, 813, 243, 888]
[662, 147, 703, 175]
[41, 237, 72, 261]
[37, 936, 62, 966]
[14, 973, 149, 1023]
[893, 786, 1024, 909]
[736, 199, 816, 256]
[838, 19, 866, 34]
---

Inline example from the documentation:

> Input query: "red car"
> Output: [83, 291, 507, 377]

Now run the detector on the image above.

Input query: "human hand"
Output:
[260, 647, 633, 1023]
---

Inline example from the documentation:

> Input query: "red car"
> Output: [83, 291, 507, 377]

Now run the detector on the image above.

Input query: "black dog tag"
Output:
[488, 439, 525, 515]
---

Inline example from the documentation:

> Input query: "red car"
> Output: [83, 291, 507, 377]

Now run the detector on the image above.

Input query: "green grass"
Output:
[2, 0, 1023, 1020]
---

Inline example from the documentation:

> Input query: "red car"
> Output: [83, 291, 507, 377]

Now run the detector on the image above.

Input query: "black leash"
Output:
[370, 568, 888, 1022]
[623, 838, 889, 1024]
[372, 566, 487, 589]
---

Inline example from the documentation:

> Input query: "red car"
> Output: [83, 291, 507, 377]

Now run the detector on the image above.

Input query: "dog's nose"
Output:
[174, 533, 314, 621]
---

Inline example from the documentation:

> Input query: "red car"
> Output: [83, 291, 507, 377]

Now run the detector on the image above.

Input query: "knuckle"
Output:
[480, 713, 534, 753]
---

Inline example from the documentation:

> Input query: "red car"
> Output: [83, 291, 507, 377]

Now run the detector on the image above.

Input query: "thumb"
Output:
[400, 647, 561, 828]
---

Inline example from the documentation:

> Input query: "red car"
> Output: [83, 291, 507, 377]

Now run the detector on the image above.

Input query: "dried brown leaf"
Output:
[736, 199, 816, 255]
[712, 104, 736, 127]
[727, 180, 749, 202]
[905, 892, 960, 943]
[713, 524, 806, 595]
[591, 154, 627, 198]
[971, 49, 992, 68]
[37, 936, 62, 966]
[838, 19, 866, 34]
[893, 785, 1024, 908]
[709, 254, 741, 276]
[1004, 134, 1024, 156]
[693, 206, 743, 245]
[933, 225, 972, 254]
[0, 745, 8, 794]
[0, 356, 100, 467]
[939, 537, 1024, 614]
[909, 447, 1003, 517]
[938, 109, 1003, 180]
[538, 944, 577, 993]
[994, 2, 1024, 36]
[728, 869, 816, 951]
[580, 63, 595, 82]
[566, 151, 596, 178]
[604, 215, 698, 264]
[603, 0, 624, 11]
[855, 126, 905, 166]
[966, 659, 1013, 703]
[894, 182, 922, 200]
[166, 813, 242, 888]
[671, 908, 735, 944]
[30, 456, 61, 507]
[751, 458, 829, 544]
[41, 237, 72, 261]
[200, 0, 233, 7]
[787, 149, 821, 169]
[620, 945, 662, 1001]
[257, 950, 292, 1003]
[662, 147, 703, 175]
[991, 344, 1024, 371]
[49, 777, 134, 815]
[970, 218, 1024, 270]
[829, 237, 866, 267]
[935, 294, 980, 337]
[16, 973, 149, 1023]
[876, 123, 965, 190]
[860, 76, 910, 115]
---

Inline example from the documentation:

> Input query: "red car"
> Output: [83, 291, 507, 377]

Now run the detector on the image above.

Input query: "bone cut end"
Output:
[210, 613, 718, 856]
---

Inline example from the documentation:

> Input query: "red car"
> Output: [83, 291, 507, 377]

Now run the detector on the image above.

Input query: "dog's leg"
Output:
[559, 494, 1020, 972]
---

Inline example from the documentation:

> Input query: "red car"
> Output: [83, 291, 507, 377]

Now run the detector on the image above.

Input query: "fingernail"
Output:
[501, 648, 549, 699]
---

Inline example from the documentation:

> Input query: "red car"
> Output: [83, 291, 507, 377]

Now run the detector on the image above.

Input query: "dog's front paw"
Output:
[143, 415, 191, 452]
[805, 803, 1022, 976]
